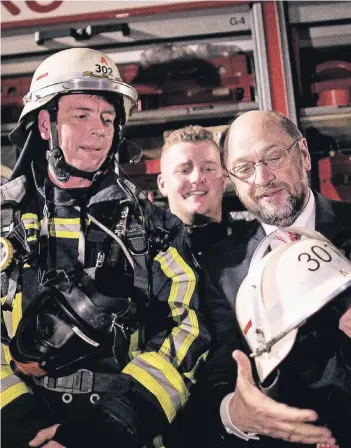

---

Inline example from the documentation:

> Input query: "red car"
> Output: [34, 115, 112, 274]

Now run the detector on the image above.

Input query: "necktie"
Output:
[274, 230, 301, 243]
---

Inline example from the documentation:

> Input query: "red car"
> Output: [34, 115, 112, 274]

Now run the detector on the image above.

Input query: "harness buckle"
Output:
[96, 251, 105, 268]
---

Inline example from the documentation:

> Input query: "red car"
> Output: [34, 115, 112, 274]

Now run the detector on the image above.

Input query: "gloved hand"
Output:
[48, 411, 138, 448]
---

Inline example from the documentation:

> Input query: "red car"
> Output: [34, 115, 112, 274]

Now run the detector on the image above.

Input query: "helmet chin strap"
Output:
[46, 107, 115, 183]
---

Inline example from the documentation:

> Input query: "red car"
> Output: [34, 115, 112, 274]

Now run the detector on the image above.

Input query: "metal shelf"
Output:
[3, 105, 350, 141]
[1, 101, 258, 137]
[296, 24, 351, 49]
[127, 101, 258, 126]
[288, 2, 351, 26]
[300, 106, 351, 141]
[1, 4, 252, 65]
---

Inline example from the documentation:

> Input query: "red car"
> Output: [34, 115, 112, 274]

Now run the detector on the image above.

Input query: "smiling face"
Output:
[157, 140, 225, 224]
[226, 111, 311, 227]
[39, 94, 116, 173]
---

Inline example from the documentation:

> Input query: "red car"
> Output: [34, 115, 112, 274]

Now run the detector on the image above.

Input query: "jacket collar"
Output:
[32, 163, 131, 208]
[314, 191, 341, 240]
[315, 191, 337, 226]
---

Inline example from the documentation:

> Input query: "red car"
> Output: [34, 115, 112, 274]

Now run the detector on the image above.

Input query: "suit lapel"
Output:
[224, 223, 265, 310]
[315, 192, 340, 240]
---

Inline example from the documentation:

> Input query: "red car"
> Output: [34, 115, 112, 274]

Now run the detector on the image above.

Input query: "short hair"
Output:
[272, 111, 303, 141]
[223, 111, 304, 167]
[161, 125, 221, 172]
[162, 125, 215, 151]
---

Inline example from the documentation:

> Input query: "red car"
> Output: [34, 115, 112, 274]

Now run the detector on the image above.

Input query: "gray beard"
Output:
[250, 191, 307, 227]
[237, 181, 309, 227]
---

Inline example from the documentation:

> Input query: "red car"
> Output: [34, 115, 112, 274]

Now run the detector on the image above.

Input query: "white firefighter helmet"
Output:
[19, 47, 138, 124]
[235, 226, 351, 383]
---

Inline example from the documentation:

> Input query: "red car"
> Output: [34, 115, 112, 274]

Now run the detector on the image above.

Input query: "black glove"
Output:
[53, 412, 137, 448]
[1, 393, 53, 448]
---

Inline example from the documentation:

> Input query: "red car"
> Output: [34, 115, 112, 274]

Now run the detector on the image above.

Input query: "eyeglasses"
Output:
[225, 139, 301, 181]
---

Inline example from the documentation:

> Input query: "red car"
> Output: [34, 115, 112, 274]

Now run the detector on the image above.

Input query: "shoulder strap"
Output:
[1, 175, 27, 230]
[0, 175, 27, 205]
[1, 176, 33, 312]
[125, 214, 150, 298]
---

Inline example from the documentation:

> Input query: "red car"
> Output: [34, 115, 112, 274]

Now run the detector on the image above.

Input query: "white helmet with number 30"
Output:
[235, 227, 351, 383]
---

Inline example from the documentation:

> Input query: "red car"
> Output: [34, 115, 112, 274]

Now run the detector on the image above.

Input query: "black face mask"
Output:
[10, 267, 136, 378]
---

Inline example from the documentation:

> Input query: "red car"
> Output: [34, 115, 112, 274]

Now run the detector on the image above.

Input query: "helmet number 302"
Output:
[95, 64, 113, 76]
[298, 245, 332, 272]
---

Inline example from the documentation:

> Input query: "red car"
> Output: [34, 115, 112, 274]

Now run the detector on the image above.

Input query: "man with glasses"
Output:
[187, 110, 351, 447]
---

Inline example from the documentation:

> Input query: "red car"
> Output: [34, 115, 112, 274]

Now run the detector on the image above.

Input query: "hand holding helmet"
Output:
[226, 350, 336, 445]
[235, 227, 351, 383]
[231, 227, 351, 446]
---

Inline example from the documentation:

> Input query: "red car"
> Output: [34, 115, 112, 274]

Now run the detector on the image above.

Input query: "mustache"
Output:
[253, 181, 290, 199]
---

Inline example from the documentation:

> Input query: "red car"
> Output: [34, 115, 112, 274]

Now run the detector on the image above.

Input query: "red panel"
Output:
[121, 159, 160, 176]
[119, 54, 254, 110]
[318, 156, 351, 202]
[1, 76, 31, 106]
[118, 65, 139, 85]
[312, 79, 351, 94]
[262, 2, 288, 116]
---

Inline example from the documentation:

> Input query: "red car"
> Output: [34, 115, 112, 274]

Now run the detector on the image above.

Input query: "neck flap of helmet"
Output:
[45, 97, 123, 183]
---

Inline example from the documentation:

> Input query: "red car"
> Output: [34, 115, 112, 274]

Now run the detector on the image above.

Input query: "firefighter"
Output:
[157, 125, 252, 263]
[1, 47, 210, 448]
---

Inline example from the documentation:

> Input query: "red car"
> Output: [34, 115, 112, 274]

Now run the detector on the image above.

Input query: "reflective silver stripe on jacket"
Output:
[1, 364, 31, 409]
[40, 217, 81, 239]
[22, 213, 40, 243]
[123, 351, 189, 423]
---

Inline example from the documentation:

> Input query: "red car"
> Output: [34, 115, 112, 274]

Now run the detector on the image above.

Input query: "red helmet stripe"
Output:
[36, 72, 49, 81]
[243, 320, 252, 335]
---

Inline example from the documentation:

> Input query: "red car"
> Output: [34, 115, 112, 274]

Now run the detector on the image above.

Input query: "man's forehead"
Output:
[59, 93, 116, 110]
[168, 141, 219, 158]
[228, 127, 290, 159]
[161, 141, 220, 172]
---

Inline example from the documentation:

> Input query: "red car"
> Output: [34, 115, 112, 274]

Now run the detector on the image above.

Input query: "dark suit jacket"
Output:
[166, 193, 351, 448]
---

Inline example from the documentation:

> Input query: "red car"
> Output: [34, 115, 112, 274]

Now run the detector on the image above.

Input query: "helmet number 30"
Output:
[95, 64, 113, 76]
[298, 245, 332, 272]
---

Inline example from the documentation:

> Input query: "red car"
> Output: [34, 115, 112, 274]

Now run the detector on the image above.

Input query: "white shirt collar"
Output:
[262, 188, 316, 236]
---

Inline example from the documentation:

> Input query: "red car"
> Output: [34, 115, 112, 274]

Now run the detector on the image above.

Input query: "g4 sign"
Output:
[2, 1, 63, 16]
